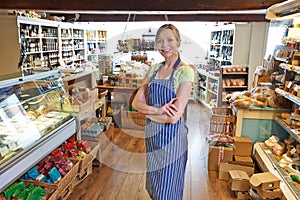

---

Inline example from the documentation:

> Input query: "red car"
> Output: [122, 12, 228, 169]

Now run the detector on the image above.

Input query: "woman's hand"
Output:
[159, 97, 179, 116]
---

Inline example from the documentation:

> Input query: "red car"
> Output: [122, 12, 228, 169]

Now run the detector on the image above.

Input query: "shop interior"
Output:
[1, 0, 300, 199]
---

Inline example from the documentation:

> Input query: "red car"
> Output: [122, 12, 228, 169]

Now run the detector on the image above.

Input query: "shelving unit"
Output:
[220, 66, 248, 106]
[58, 24, 86, 70]
[59, 26, 74, 67]
[0, 16, 62, 75]
[196, 68, 220, 109]
[253, 19, 300, 200]
[209, 24, 252, 67]
[86, 29, 107, 68]
[72, 27, 85, 66]
[0, 16, 107, 76]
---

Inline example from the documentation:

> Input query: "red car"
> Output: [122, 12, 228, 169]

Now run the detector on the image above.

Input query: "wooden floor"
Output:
[68, 102, 237, 200]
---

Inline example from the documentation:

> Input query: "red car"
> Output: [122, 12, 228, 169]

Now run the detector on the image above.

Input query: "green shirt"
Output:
[147, 62, 195, 92]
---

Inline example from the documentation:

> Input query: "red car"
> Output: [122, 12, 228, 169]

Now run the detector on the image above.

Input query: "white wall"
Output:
[82, 21, 216, 65]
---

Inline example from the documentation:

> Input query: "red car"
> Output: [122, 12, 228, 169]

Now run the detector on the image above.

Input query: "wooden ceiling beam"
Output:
[62, 13, 268, 22]
[0, 0, 284, 11]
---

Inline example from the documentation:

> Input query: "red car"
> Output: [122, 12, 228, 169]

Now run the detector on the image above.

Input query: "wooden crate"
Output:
[71, 142, 99, 173]
[48, 179, 75, 200]
[72, 160, 93, 187]
[23, 160, 79, 200]
[121, 109, 146, 129]
[210, 108, 236, 136]
[81, 124, 114, 167]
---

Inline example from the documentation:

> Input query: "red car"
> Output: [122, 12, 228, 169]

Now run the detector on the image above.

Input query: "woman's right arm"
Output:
[132, 76, 160, 115]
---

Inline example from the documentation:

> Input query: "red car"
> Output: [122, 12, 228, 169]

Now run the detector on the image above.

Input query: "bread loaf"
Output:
[233, 99, 251, 108]
[267, 95, 279, 108]
[252, 99, 267, 107]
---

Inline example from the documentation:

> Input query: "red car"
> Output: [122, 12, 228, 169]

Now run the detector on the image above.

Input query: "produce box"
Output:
[208, 145, 233, 171]
[82, 124, 114, 166]
[75, 142, 99, 173]
[72, 159, 94, 187]
[0, 181, 52, 200]
[228, 170, 250, 191]
[80, 120, 104, 137]
[98, 117, 113, 130]
[48, 180, 75, 200]
[22, 159, 79, 200]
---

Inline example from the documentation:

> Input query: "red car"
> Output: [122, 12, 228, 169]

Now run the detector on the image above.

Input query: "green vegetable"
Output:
[27, 183, 35, 191]
[18, 188, 30, 200]
[25, 186, 45, 200]
[17, 183, 40, 200]
[290, 174, 300, 183]
[4, 182, 26, 198]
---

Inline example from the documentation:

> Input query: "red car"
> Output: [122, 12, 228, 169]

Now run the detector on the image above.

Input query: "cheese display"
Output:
[0, 71, 72, 167]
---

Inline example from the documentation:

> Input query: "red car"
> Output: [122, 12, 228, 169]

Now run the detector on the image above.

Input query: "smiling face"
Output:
[155, 25, 181, 59]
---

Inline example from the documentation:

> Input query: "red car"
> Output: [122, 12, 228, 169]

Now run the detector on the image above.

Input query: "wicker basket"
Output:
[121, 109, 146, 129]
[72, 142, 99, 173]
[48, 179, 75, 200]
[209, 107, 236, 136]
[22, 160, 79, 200]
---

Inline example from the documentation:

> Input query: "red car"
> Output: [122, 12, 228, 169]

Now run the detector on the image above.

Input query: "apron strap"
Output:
[170, 57, 181, 80]
[150, 56, 181, 81]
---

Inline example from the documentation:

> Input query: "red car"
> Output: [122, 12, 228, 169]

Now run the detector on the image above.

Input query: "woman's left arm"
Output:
[146, 81, 193, 124]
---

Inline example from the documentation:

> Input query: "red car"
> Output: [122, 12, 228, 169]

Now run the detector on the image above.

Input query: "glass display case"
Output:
[0, 69, 77, 192]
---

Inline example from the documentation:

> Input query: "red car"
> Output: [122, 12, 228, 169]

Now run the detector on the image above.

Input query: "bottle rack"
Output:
[209, 24, 252, 67]
[58, 25, 86, 69]
[86, 29, 108, 68]
[0, 16, 108, 75]
[19, 20, 59, 71]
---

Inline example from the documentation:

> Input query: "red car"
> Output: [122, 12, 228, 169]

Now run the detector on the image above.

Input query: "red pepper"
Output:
[51, 149, 62, 156]
[81, 141, 90, 152]
[67, 135, 76, 144]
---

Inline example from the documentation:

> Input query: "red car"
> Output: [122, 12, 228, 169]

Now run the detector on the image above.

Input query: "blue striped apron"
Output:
[145, 57, 188, 200]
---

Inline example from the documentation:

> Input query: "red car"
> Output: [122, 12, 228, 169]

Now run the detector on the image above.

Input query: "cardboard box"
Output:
[234, 137, 252, 156]
[252, 187, 283, 199]
[208, 146, 233, 171]
[235, 191, 250, 200]
[233, 155, 253, 166]
[249, 172, 280, 190]
[228, 170, 250, 191]
[218, 162, 254, 181]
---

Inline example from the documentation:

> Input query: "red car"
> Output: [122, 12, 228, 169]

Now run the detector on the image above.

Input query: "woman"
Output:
[132, 24, 194, 200]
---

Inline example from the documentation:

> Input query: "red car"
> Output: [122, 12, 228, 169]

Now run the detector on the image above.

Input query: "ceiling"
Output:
[0, 0, 285, 22]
